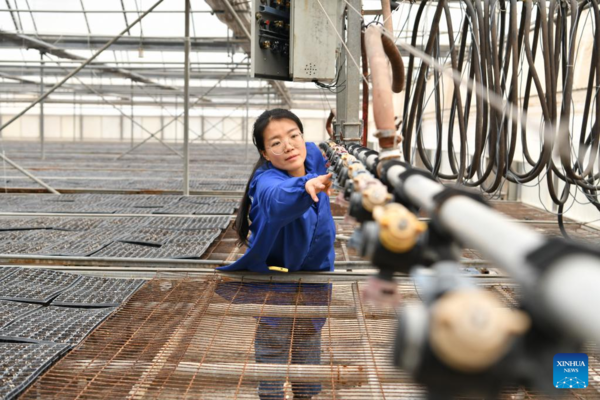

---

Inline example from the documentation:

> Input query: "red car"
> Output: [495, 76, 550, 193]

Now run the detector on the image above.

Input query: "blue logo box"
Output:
[554, 353, 588, 389]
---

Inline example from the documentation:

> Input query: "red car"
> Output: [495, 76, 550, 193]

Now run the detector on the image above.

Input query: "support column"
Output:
[160, 95, 165, 141]
[39, 51, 45, 160]
[200, 115, 205, 141]
[120, 115, 124, 141]
[245, 66, 250, 162]
[335, 2, 347, 142]
[183, 0, 191, 196]
[79, 101, 84, 141]
[72, 92, 76, 142]
[130, 82, 134, 147]
[343, 0, 362, 143]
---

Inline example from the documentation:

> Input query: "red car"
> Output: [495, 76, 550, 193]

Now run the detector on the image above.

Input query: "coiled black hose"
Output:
[397, 0, 600, 216]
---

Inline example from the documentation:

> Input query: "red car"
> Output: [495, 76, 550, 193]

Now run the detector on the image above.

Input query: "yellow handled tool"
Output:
[268, 266, 289, 273]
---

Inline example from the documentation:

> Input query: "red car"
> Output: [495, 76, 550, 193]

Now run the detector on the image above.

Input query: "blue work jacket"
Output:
[217, 142, 336, 273]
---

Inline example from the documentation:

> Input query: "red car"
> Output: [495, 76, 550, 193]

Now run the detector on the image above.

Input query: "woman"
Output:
[216, 108, 335, 399]
[217, 108, 336, 274]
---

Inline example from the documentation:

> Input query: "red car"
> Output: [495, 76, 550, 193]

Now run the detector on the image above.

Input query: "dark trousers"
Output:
[254, 319, 322, 400]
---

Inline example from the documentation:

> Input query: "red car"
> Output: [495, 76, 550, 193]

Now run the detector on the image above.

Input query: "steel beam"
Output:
[0, 34, 246, 52]
[67, 73, 183, 158]
[343, 0, 362, 142]
[0, 30, 179, 91]
[0, 0, 166, 184]
[39, 51, 45, 160]
[335, 2, 347, 141]
[0, 154, 59, 194]
[4, 0, 20, 32]
[183, 0, 191, 196]
[0, 9, 226, 14]
[0, 97, 329, 109]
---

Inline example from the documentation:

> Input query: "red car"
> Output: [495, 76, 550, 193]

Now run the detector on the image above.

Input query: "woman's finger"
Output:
[319, 173, 333, 183]
[307, 184, 319, 202]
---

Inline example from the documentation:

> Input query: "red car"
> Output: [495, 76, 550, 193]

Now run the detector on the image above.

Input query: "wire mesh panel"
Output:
[40, 228, 129, 256]
[0, 230, 39, 243]
[120, 227, 221, 246]
[0, 241, 49, 255]
[187, 216, 231, 230]
[0, 218, 39, 230]
[117, 228, 178, 246]
[166, 229, 222, 244]
[52, 276, 146, 307]
[0, 268, 81, 304]
[153, 203, 215, 215]
[179, 196, 225, 205]
[0, 267, 20, 282]
[19, 229, 80, 244]
[0, 343, 70, 400]
[129, 195, 183, 208]
[192, 204, 237, 215]
[145, 216, 230, 230]
[20, 277, 422, 399]
[150, 242, 214, 259]
[0, 306, 115, 346]
[54, 218, 106, 231]
[0, 300, 42, 329]
[90, 242, 158, 258]
[91, 241, 215, 260]
[97, 217, 150, 230]
[21, 276, 596, 400]
[6, 217, 58, 229]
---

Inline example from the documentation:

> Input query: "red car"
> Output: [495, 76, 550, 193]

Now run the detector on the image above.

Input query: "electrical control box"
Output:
[251, 0, 337, 82]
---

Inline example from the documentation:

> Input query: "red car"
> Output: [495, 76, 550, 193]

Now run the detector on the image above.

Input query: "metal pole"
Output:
[130, 82, 134, 147]
[120, 115, 124, 141]
[245, 66, 250, 162]
[79, 100, 83, 141]
[352, 283, 386, 398]
[160, 95, 164, 141]
[200, 115, 205, 141]
[183, 0, 190, 196]
[0, 0, 165, 134]
[0, 154, 59, 194]
[72, 91, 76, 141]
[343, 0, 362, 143]
[335, 2, 347, 141]
[39, 51, 45, 160]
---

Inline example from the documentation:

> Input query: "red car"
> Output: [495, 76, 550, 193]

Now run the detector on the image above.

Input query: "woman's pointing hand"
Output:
[305, 173, 333, 202]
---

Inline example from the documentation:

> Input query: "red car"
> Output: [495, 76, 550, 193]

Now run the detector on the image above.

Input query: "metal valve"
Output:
[361, 185, 393, 212]
[372, 203, 427, 253]
[347, 162, 365, 179]
[429, 290, 531, 373]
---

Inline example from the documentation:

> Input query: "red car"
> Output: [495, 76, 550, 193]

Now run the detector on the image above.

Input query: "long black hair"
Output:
[235, 108, 304, 246]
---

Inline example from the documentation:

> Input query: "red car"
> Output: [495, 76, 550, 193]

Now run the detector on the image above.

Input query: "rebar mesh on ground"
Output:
[20, 275, 599, 399]
[22, 276, 423, 399]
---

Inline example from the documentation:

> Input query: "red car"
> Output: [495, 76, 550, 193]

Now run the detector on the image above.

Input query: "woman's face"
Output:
[261, 118, 307, 176]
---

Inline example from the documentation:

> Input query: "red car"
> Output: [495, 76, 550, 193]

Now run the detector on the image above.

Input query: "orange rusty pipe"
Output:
[361, 31, 369, 147]
[365, 25, 398, 153]
[326, 109, 335, 140]
[382, 34, 405, 93]
[381, 0, 394, 35]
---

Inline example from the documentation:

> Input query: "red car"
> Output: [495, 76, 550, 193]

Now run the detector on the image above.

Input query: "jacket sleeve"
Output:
[255, 172, 318, 225]
[304, 142, 328, 175]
